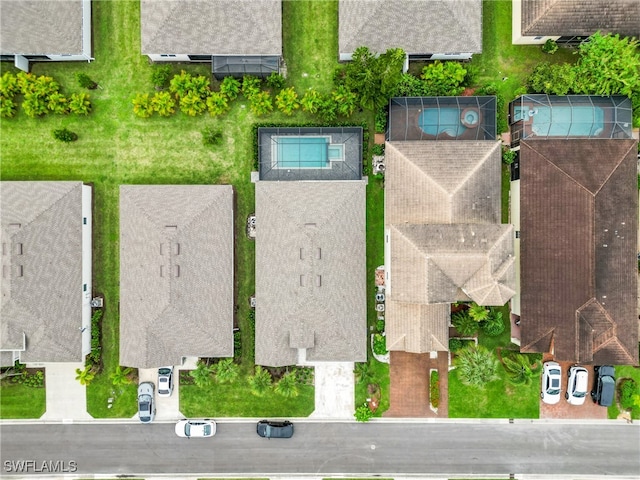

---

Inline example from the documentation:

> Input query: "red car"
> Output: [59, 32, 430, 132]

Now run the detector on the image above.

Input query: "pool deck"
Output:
[388, 105, 492, 141]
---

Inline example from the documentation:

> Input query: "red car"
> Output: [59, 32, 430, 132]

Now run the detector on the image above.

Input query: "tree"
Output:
[75, 366, 95, 386]
[354, 402, 373, 422]
[454, 344, 499, 387]
[219, 76, 241, 100]
[247, 366, 273, 396]
[420, 60, 467, 96]
[212, 358, 239, 384]
[501, 352, 540, 385]
[468, 303, 490, 323]
[275, 86, 300, 115]
[527, 62, 575, 96]
[452, 311, 479, 337]
[274, 371, 299, 398]
[300, 89, 323, 114]
[189, 361, 214, 388]
[110, 366, 133, 387]
[354, 362, 373, 385]
[151, 91, 176, 116]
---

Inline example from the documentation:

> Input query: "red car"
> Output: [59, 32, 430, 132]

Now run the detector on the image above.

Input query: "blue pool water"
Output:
[418, 108, 467, 137]
[515, 106, 605, 137]
[274, 136, 330, 168]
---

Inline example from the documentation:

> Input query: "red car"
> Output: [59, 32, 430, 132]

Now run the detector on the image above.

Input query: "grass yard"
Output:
[608, 366, 640, 420]
[0, 383, 46, 419]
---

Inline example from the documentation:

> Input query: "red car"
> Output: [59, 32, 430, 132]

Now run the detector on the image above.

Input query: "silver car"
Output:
[157, 366, 174, 397]
[541, 361, 562, 405]
[565, 365, 589, 406]
[137, 382, 155, 423]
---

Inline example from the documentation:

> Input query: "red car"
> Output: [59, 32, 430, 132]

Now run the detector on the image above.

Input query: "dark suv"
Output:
[591, 365, 616, 407]
[256, 420, 294, 438]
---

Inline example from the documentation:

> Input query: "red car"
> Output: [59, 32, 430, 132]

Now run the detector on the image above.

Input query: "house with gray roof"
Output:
[339, 0, 482, 62]
[513, 0, 640, 45]
[0, 0, 93, 72]
[119, 185, 234, 369]
[141, 0, 282, 79]
[384, 139, 515, 354]
[0, 181, 93, 367]
[253, 127, 367, 367]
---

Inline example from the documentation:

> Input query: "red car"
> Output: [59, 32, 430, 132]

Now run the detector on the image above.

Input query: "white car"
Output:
[174, 419, 217, 438]
[157, 366, 174, 397]
[565, 365, 589, 405]
[541, 361, 562, 404]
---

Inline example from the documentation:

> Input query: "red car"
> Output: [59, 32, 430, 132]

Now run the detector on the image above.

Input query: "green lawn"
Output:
[0, 383, 46, 418]
[608, 366, 640, 420]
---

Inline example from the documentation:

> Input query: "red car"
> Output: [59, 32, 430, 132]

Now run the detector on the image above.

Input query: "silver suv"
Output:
[137, 382, 156, 423]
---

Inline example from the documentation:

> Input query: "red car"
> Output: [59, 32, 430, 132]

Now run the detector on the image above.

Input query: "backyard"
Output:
[0, 0, 609, 420]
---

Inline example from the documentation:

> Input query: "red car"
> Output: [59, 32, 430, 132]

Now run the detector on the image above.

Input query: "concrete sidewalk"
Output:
[40, 362, 92, 421]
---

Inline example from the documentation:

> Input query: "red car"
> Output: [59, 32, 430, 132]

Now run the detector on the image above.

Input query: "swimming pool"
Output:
[418, 108, 468, 137]
[516, 106, 605, 137]
[271, 136, 344, 168]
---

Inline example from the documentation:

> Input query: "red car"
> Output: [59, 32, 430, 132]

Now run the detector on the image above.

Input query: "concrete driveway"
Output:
[136, 367, 182, 421]
[309, 362, 354, 419]
[40, 362, 92, 421]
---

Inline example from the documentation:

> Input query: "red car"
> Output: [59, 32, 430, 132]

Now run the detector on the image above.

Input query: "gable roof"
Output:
[0, 0, 87, 55]
[119, 185, 234, 368]
[141, 0, 282, 56]
[519, 138, 638, 365]
[521, 0, 640, 37]
[385, 141, 502, 225]
[386, 302, 450, 353]
[255, 180, 367, 366]
[339, 0, 482, 55]
[1, 181, 86, 363]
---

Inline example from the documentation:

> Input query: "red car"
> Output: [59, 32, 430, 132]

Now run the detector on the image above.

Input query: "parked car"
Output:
[256, 420, 294, 439]
[565, 365, 589, 405]
[157, 366, 174, 397]
[137, 382, 155, 424]
[591, 365, 616, 407]
[174, 419, 216, 438]
[541, 361, 562, 404]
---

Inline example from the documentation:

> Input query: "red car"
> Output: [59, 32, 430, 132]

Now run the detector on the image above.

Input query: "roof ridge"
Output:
[525, 0, 559, 33]
[450, 141, 499, 197]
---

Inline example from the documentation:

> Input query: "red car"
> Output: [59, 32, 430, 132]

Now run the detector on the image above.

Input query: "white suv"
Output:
[565, 365, 589, 405]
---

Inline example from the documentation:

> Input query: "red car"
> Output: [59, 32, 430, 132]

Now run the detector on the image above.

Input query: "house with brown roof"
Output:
[253, 127, 367, 367]
[0, 0, 93, 72]
[513, 0, 640, 45]
[119, 185, 234, 369]
[1, 182, 93, 367]
[141, 0, 282, 79]
[339, 0, 482, 63]
[514, 137, 638, 365]
[384, 137, 515, 354]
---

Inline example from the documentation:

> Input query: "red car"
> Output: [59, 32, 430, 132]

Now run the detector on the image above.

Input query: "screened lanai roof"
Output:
[213, 56, 279, 79]
[258, 127, 362, 181]
[508, 95, 633, 146]
[388, 96, 497, 141]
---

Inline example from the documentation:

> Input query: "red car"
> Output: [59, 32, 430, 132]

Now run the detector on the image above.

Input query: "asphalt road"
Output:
[1, 421, 639, 476]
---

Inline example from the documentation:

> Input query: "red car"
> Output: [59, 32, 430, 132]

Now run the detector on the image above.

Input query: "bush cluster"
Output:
[619, 378, 639, 410]
[372, 333, 387, 355]
[85, 309, 103, 369]
[52, 128, 78, 142]
[430, 370, 440, 408]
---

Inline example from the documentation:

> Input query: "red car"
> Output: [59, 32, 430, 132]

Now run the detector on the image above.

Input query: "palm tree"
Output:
[248, 366, 273, 396]
[110, 366, 133, 387]
[468, 303, 490, 323]
[354, 362, 373, 385]
[502, 352, 540, 385]
[452, 311, 479, 337]
[75, 366, 95, 386]
[453, 344, 499, 387]
[212, 358, 239, 384]
[274, 371, 299, 398]
[189, 360, 214, 388]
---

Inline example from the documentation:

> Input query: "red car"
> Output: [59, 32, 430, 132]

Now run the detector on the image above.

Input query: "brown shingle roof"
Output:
[119, 185, 234, 368]
[0, 0, 86, 55]
[521, 0, 640, 37]
[519, 138, 638, 365]
[254, 180, 367, 366]
[339, 0, 482, 55]
[1, 181, 87, 363]
[141, 0, 282, 55]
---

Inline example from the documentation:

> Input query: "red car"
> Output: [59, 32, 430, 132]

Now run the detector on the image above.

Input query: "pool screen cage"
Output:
[387, 96, 497, 141]
[508, 95, 633, 147]
[212, 56, 280, 80]
[257, 127, 363, 181]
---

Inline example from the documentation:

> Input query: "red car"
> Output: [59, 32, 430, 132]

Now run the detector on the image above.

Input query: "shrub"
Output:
[68, 92, 91, 115]
[247, 365, 272, 396]
[75, 366, 95, 386]
[449, 337, 463, 352]
[201, 126, 223, 147]
[354, 402, 374, 422]
[179, 91, 207, 116]
[376, 319, 385, 332]
[46, 93, 68, 114]
[76, 72, 98, 89]
[249, 91, 273, 116]
[132, 93, 154, 118]
[0, 72, 19, 98]
[371, 144, 384, 156]
[293, 366, 314, 385]
[22, 93, 48, 118]
[430, 370, 440, 408]
[619, 378, 639, 410]
[86, 309, 103, 368]
[318, 96, 338, 122]
[150, 65, 172, 89]
[454, 344, 499, 387]
[151, 91, 176, 116]
[169, 70, 193, 99]
[331, 85, 357, 117]
[420, 60, 467, 96]
[52, 128, 78, 142]
[206, 91, 230, 117]
[502, 148, 517, 166]
[375, 108, 387, 133]
[0, 96, 17, 118]
[480, 310, 505, 337]
[233, 330, 242, 360]
[452, 311, 479, 337]
[24, 370, 44, 388]
[541, 39, 559, 54]
[275, 86, 299, 115]
[265, 72, 286, 90]
[219, 76, 241, 100]
[189, 75, 211, 99]
[248, 309, 256, 330]
[300, 89, 323, 115]
[242, 75, 262, 100]
[391, 73, 426, 97]
[372, 333, 387, 355]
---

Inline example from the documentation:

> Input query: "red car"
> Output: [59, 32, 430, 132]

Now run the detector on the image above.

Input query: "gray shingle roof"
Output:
[386, 301, 450, 353]
[519, 139, 638, 365]
[339, 0, 482, 56]
[521, 0, 640, 37]
[1, 181, 86, 363]
[119, 185, 234, 369]
[255, 180, 367, 366]
[0, 0, 85, 55]
[141, 0, 282, 55]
